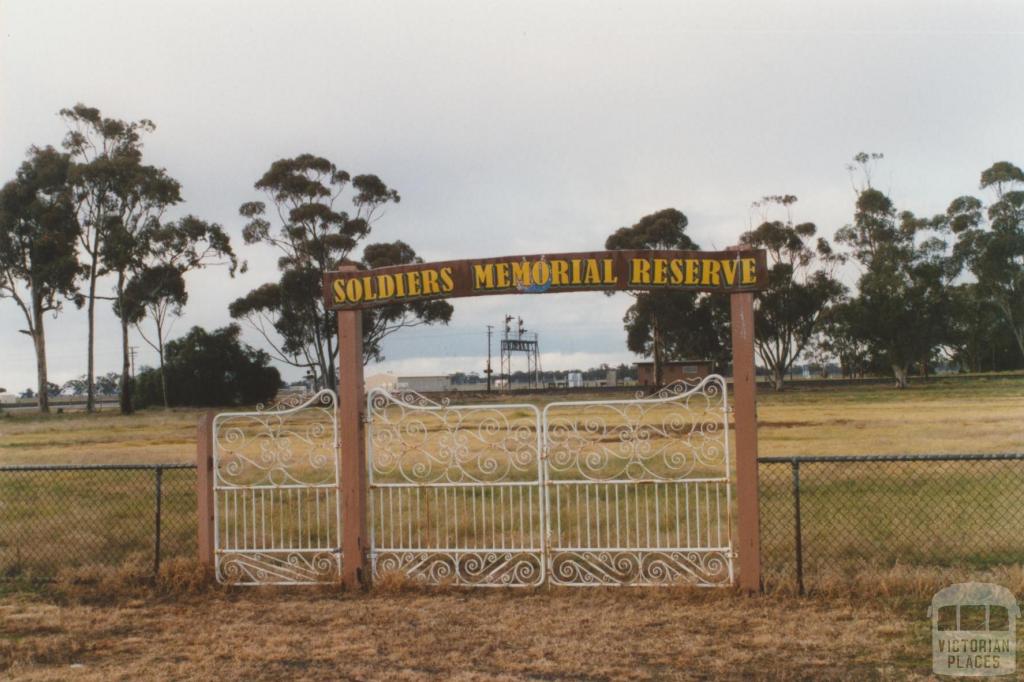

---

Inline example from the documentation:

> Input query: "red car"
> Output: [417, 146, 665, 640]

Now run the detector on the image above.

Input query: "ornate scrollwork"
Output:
[214, 389, 339, 488]
[367, 389, 540, 484]
[549, 549, 731, 586]
[544, 374, 728, 482]
[218, 551, 340, 585]
[373, 551, 543, 586]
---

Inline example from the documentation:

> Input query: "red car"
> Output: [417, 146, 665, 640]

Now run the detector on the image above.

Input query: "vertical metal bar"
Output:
[153, 467, 163, 576]
[792, 459, 804, 596]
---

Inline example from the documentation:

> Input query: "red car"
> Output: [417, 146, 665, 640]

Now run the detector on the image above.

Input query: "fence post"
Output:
[728, 258, 762, 593]
[791, 459, 803, 595]
[154, 466, 164, 577]
[337, 265, 369, 590]
[196, 411, 216, 572]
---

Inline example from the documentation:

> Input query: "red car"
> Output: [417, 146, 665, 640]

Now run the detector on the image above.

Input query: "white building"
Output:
[397, 375, 451, 393]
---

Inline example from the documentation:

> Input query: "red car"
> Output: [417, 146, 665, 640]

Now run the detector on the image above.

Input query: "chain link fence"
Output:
[5, 456, 1024, 586]
[760, 454, 1024, 593]
[0, 464, 196, 579]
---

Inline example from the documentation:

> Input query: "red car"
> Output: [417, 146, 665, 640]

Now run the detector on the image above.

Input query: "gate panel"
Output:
[542, 375, 733, 586]
[367, 389, 543, 586]
[213, 390, 340, 584]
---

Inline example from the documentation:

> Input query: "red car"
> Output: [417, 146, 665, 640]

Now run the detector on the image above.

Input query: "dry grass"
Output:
[0, 560, 954, 680]
[1, 376, 1022, 679]
[2, 375, 1020, 466]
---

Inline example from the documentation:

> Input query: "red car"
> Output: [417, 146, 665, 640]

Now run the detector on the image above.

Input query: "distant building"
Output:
[397, 375, 451, 393]
[635, 360, 713, 387]
[0, 393, 17, 405]
[365, 373, 398, 392]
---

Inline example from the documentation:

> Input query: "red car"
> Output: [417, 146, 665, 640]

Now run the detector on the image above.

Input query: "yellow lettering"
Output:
[362, 275, 377, 301]
[570, 259, 583, 285]
[701, 259, 721, 286]
[685, 259, 700, 284]
[551, 259, 569, 286]
[631, 258, 651, 285]
[652, 259, 667, 285]
[377, 274, 395, 300]
[532, 260, 551, 285]
[407, 271, 422, 296]
[741, 257, 757, 284]
[669, 259, 684, 285]
[602, 258, 618, 284]
[495, 263, 510, 288]
[511, 261, 531, 286]
[473, 264, 494, 289]
[720, 259, 738, 286]
[333, 279, 347, 304]
[439, 267, 454, 292]
[584, 259, 601, 284]
[394, 271, 407, 297]
[345, 278, 364, 302]
[422, 269, 440, 295]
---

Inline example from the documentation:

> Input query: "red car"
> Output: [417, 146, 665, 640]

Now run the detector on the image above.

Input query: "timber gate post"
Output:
[337, 264, 369, 589]
[196, 410, 216, 571]
[728, 246, 762, 593]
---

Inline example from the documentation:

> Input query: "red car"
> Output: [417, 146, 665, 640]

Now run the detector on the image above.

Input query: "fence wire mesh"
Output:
[0, 464, 196, 579]
[5, 456, 1024, 586]
[760, 454, 1024, 592]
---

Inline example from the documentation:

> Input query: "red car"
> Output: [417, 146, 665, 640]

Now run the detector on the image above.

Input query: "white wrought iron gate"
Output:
[366, 390, 544, 586]
[366, 375, 733, 587]
[212, 390, 341, 584]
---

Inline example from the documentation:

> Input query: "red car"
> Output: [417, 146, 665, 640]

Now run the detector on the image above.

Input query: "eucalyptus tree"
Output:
[942, 162, 1024, 360]
[836, 187, 952, 388]
[605, 208, 727, 384]
[116, 216, 239, 408]
[0, 146, 81, 413]
[60, 104, 182, 412]
[739, 196, 845, 390]
[230, 154, 452, 387]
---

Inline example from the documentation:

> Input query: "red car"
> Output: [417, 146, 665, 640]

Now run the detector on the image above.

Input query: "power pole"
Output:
[129, 345, 138, 380]
[485, 325, 493, 392]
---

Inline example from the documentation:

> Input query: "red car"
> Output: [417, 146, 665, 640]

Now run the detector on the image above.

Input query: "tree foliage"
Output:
[61, 103, 182, 413]
[836, 184, 953, 388]
[740, 196, 845, 390]
[605, 208, 727, 383]
[133, 325, 280, 408]
[116, 215, 239, 407]
[943, 161, 1024, 360]
[0, 146, 81, 412]
[230, 154, 451, 386]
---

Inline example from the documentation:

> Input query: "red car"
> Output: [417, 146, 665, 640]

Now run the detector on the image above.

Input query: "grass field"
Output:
[3, 375, 1022, 466]
[1, 375, 1023, 678]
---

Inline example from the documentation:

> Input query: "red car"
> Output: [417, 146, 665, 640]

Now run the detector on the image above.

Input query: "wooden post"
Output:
[337, 265, 369, 589]
[196, 410, 216, 571]
[730, 290, 762, 592]
[728, 247, 762, 593]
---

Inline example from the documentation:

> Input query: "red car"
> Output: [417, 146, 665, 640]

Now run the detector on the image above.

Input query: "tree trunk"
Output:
[31, 291, 49, 414]
[85, 261, 98, 413]
[158, 333, 168, 409]
[772, 366, 785, 391]
[119, 311, 133, 414]
[892, 364, 909, 389]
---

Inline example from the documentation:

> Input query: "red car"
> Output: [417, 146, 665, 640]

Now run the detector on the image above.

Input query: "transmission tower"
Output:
[499, 314, 541, 391]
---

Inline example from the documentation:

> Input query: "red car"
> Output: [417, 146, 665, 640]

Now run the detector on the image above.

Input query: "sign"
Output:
[322, 249, 767, 311]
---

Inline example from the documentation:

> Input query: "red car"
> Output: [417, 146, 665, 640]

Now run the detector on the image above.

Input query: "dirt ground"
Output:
[2, 583, 931, 681]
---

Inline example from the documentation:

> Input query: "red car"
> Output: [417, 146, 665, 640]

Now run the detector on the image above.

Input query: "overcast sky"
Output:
[2, 0, 1023, 392]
